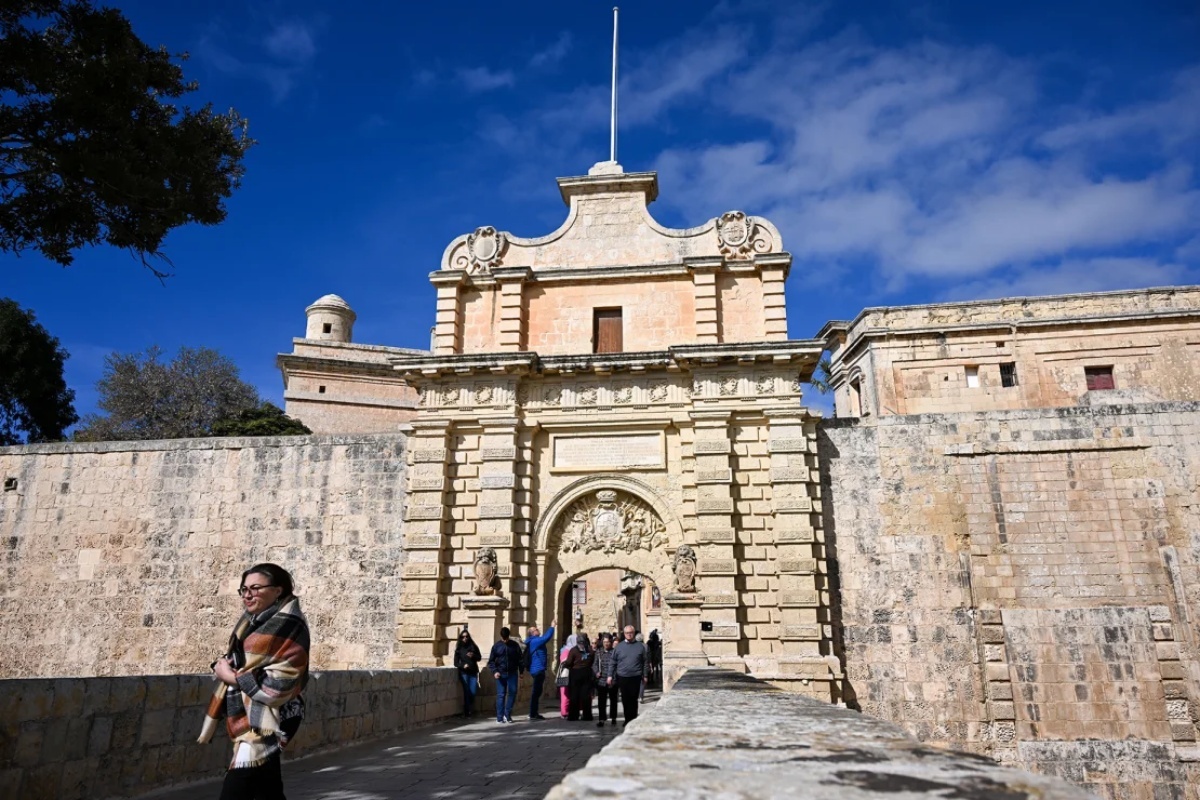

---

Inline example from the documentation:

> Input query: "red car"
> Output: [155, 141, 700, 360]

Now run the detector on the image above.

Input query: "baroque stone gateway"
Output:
[3, 158, 1200, 799]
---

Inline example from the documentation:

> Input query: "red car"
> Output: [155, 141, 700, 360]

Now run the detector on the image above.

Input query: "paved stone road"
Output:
[147, 692, 658, 800]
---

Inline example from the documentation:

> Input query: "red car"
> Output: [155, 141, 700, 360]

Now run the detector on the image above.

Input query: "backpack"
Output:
[520, 641, 533, 672]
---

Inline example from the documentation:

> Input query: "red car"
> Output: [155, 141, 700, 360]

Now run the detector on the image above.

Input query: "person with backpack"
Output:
[523, 618, 556, 720]
[486, 626, 523, 723]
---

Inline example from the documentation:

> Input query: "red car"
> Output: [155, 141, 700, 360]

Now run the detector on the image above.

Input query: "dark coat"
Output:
[453, 638, 481, 676]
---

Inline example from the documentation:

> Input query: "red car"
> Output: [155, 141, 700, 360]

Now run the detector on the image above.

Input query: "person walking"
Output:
[562, 633, 595, 721]
[453, 629, 482, 718]
[635, 632, 647, 700]
[647, 630, 663, 687]
[593, 633, 617, 726]
[524, 618, 556, 720]
[200, 563, 310, 800]
[606, 625, 650, 725]
[557, 634, 576, 716]
[486, 626, 523, 723]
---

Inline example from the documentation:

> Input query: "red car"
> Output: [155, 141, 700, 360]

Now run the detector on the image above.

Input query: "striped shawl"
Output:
[198, 595, 310, 769]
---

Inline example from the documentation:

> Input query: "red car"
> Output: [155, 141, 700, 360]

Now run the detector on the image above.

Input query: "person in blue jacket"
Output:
[524, 617, 557, 720]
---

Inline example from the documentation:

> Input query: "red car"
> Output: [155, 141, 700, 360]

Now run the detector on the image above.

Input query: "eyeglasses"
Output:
[238, 584, 277, 597]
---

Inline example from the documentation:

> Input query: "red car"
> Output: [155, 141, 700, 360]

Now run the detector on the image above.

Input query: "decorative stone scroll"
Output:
[455, 226, 506, 274]
[555, 490, 667, 555]
[716, 211, 771, 260]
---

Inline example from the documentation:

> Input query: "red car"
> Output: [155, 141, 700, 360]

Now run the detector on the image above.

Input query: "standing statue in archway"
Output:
[472, 548, 502, 596]
[673, 545, 698, 593]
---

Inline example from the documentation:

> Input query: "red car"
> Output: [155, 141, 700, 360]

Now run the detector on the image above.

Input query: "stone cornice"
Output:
[389, 340, 824, 380]
[556, 170, 660, 205]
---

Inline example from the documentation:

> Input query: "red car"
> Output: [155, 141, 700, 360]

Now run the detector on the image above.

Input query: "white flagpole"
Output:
[610, 7, 619, 163]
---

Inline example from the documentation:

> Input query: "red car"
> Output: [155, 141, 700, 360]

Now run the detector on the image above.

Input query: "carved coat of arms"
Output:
[557, 490, 666, 554]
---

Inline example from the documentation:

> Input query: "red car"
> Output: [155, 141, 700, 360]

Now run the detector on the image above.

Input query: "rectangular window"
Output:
[965, 366, 980, 388]
[593, 308, 623, 354]
[572, 580, 587, 606]
[1000, 362, 1018, 388]
[322, 323, 332, 334]
[1085, 366, 1115, 391]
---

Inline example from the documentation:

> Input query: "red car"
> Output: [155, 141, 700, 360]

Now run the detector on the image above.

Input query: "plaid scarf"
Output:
[198, 596, 310, 769]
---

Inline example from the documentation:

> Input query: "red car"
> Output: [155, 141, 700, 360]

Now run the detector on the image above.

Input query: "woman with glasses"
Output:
[198, 563, 310, 800]
[453, 628, 482, 718]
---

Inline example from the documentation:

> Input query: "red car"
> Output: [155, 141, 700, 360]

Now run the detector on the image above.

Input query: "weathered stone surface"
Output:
[546, 668, 1093, 800]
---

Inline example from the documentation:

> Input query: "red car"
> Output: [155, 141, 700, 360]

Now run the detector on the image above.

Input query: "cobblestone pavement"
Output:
[146, 691, 659, 800]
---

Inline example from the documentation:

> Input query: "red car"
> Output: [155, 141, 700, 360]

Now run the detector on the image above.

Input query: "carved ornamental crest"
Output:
[716, 211, 768, 260]
[556, 490, 667, 554]
[464, 226, 505, 274]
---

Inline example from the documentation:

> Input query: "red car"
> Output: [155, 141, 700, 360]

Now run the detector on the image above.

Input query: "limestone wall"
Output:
[819, 402, 1200, 798]
[0, 435, 409, 678]
[0, 668, 481, 800]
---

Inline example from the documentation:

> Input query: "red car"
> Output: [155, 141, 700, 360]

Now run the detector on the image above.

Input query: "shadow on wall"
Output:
[816, 417, 859, 711]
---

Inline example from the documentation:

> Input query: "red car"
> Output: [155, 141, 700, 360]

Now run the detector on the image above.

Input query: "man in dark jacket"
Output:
[524, 618, 556, 720]
[605, 625, 650, 725]
[487, 627, 523, 723]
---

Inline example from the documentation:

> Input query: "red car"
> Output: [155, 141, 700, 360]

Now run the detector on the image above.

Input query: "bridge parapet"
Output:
[547, 668, 1096, 800]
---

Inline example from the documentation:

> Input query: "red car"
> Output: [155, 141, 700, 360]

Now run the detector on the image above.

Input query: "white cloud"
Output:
[263, 21, 317, 63]
[457, 66, 515, 93]
[529, 32, 572, 68]
[942, 258, 1195, 301]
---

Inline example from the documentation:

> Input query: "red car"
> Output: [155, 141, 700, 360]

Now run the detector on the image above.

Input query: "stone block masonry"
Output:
[545, 667, 1092, 800]
[0, 435, 410, 678]
[819, 401, 1200, 799]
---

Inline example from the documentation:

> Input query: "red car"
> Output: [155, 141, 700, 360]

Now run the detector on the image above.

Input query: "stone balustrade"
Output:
[545, 668, 1095, 800]
[0, 668, 535, 800]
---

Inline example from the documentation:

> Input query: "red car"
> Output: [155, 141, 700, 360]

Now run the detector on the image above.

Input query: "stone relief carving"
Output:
[474, 385, 493, 405]
[472, 547, 502, 596]
[458, 226, 506, 274]
[673, 544, 698, 593]
[755, 376, 774, 395]
[556, 490, 667, 555]
[716, 211, 771, 260]
[615, 386, 634, 404]
[719, 376, 739, 396]
[516, 385, 530, 405]
[578, 386, 598, 406]
[439, 386, 459, 407]
[650, 383, 668, 403]
[545, 386, 562, 405]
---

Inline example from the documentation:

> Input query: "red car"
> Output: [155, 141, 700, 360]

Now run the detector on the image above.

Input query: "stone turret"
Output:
[305, 294, 356, 342]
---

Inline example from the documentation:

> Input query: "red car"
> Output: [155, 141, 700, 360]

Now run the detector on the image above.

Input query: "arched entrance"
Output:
[533, 475, 685, 682]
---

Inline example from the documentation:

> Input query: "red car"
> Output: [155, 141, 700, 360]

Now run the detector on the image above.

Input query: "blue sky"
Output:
[4, 0, 1199, 422]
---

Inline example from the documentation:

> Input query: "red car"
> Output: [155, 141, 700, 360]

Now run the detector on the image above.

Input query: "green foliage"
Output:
[0, 0, 253, 274]
[75, 345, 259, 441]
[809, 354, 834, 394]
[0, 297, 78, 444]
[211, 402, 312, 437]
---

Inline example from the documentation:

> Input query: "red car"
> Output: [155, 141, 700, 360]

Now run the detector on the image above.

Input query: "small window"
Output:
[965, 366, 980, 388]
[1000, 362, 1018, 388]
[322, 323, 332, 334]
[593, 308, 623, 354]
[2, 477, 16, 492]
[318, 385, 326, 394]
[1085, 366, 1115, 391]
[572, 580, 587, 606]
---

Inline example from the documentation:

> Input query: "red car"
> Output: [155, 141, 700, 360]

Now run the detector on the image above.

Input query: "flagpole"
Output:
[610, 7, 618, 163]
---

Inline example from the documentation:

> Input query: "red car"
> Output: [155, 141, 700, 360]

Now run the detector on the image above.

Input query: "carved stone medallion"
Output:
[545, 386, 562, 405]
[474, 385, 493, 405]
[615, 386, 633, 404]
[555, 490, 667, 555]
[716, 211, 769, 260]
[719, 376, 739, 396]
[755, 376, 774, 395]
[673, 544, 698, 593]
[578, 386, 598, 406]
[465, 226, 505, 274]
[650, 383, 668, 403]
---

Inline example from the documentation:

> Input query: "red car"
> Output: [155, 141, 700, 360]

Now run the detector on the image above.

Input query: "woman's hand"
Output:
[213, 657, 239, 687]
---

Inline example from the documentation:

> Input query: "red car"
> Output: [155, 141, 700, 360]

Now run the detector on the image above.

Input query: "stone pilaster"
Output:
[688, 259, 722, 344]
[663, 594, 708, 689]
[766, 409, 836, 690]
[689, 410, 741, 666]
[493, 267, 531, 352]
[757, 255, 789, 340]
[477, 418, 523, 614]
[430, 271, 465, 354]
[462, 596, 511, 649]
[393, 419, 453, 667]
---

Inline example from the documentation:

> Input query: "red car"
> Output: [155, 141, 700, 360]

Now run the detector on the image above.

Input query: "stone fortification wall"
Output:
[819, 402, 1200, 798]
[0, 667, 504, 800]
[0, 435, 409, 678]
[546, 668, 1091, 800]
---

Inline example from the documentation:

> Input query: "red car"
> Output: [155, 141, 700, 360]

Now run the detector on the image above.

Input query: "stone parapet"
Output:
[0, 668, 536, 800]
[545, 668, 1092, 800]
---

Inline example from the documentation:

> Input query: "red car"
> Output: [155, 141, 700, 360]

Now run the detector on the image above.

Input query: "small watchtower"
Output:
[304, 294, 356, 343]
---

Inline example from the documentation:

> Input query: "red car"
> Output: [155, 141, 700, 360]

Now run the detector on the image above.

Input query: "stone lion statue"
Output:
[673, 544, 698, 593]
[473, 547, 502, 596]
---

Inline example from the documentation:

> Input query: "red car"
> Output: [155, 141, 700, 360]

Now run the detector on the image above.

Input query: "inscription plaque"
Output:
[552, 432, 664, 471]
